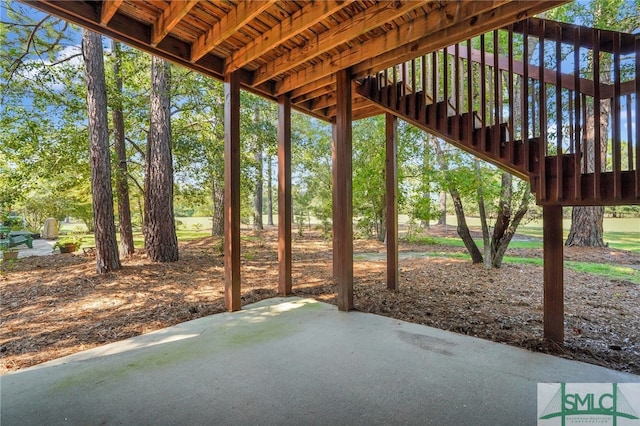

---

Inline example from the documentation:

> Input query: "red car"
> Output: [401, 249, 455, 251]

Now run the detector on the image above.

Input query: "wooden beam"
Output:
[310, 94, 336, 111]
[385, 113, 398, 291]
[334, 68, 353, 311]
[352, 1, 566, 79]
[310, 85, 374, 111]
[325, 96, 372, 118]
[225, 0, 353, 74]
[224, 71, 242, 312]
[290, 75, 335, 100]
[278, 94, 292, 295]
[276, 0, 511, 94]
[191, 0, 276, 63]
[543, 205, 564, 342]
[293, 85, 334, 106]
[352, 105, 383, 121]
[253, 0, 427, 87]
[151, 0, 198, 47]
[100, 0, 123, 25]
[28, 0, 277, 104]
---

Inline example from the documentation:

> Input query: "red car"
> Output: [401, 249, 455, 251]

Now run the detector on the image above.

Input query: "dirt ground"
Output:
[1, 227, 639, 375]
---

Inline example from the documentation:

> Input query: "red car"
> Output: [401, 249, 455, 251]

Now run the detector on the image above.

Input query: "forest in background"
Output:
[1, 0, 638, 272]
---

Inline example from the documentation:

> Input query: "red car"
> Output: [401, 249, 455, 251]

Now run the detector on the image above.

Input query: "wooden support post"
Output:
[543, 205, 563, 342]
[385, 113, 398, 291]
[278, 94, 292, 295]
[331, 123, 338, 279]
[224, 71, 241, 312]
[333, 68, 353, 311]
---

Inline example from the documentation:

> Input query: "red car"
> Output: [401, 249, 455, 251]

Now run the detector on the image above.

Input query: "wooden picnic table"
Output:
[0, 227, 33, 249]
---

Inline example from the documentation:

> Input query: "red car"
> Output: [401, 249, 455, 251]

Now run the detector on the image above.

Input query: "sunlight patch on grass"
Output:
[421, 252, 638, 284]
[501, 257, 639, 284]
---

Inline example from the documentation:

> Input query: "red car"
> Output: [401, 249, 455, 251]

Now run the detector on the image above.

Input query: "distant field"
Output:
[57, 214, 638, 252]
[413, 215, 639, 252]
[424, 215, 639, 234]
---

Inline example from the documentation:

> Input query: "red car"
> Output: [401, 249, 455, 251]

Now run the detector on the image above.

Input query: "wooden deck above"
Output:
[24, 0, 565, 121]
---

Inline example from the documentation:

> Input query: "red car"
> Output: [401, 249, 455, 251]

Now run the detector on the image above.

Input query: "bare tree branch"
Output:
[127, 173, 144, 193]
[125, 136, 146, 161]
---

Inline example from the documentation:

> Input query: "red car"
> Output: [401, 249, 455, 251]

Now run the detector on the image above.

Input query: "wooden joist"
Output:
[100, 0, 123, 26]
[276, 1, 510, 94]
[191, 0, 276, 63]
[351, 0, 567, 80]
[253, 0, 427, 87]
[151, 0, 198, 47]
[225, 0, 354, 74]
[25, 0, 573, 122]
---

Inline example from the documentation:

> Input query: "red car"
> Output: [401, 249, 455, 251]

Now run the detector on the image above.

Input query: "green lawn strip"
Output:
[73, 230, 235, 250]
[404, 235, 541, 250]
[515, 228, 639, 253]
[602, 232, 640, 253]
[420, 251, 639, 284]
[562, 261, 639, 284]
[176, 230, 210, 241]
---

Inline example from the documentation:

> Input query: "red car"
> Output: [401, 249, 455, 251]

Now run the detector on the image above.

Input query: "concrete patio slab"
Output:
[0, 237, 55, 259]
[1, 297, 637, 425]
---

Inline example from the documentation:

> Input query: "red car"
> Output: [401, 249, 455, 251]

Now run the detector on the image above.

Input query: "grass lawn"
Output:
[58, 216, 638, 284]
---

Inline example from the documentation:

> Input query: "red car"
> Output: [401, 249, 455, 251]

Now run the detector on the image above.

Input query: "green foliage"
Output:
[545, 0, 639, 31]
[291, 111, 333, 237]
[1, 2, 95, 231]
[402, 235, 438, 245]
[352, 116, 386, 239]
[1, 210, 24, 230]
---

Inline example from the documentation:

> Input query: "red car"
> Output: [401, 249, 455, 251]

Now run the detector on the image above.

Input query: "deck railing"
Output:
[365, 18, 639, 203]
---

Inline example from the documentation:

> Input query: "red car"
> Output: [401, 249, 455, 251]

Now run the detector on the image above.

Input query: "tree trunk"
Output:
[566, 99, 607, 247]
[267, 155, 273, 226]
[144, 56, 178, 262]
[111, 40, 135, 256]
[253, 107, 263, 231]
[490, 173, 531, 268]
[81, 29, 120, 273]
[437, 191, 447, 226]
[491, 187, 530, 268]
[421, 135, 430, 228]
[253, 147, 263, 230]
[451, 190, 483, 264]
[433, 138, 482, 263]
[565, 102, 607, 247]
[377, 203, 386, 243]
[565, 206, 605, 247]
[491, 172, 513, 262]
[211, 178, 224, 236]
[566, 45, 611, 247]
[475, 160, 491, 269]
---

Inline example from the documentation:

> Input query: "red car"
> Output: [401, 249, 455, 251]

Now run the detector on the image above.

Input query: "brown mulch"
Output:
[1, 228, 638, 375]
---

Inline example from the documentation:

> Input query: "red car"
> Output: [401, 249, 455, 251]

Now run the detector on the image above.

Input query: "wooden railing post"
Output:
[357, 17, 638, 206]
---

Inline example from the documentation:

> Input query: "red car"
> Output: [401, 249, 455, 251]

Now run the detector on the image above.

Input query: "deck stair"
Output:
[356, 17, 639, 206]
